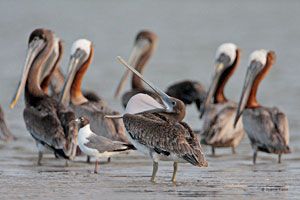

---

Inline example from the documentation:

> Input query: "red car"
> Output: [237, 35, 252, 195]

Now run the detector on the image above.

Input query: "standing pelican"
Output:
[234, 50, 290, 164]
[0, 105, 15, 141]
[41, 38, 101, 103]
[114, 30, 206, 110]
[200, 43, 244, 155]
[107, 57, 207, 183]
[60, 39, 128, 144]
[10, 29, 78, 165]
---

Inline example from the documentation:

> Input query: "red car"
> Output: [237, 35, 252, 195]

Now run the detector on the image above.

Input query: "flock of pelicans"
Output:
[0, 28, 291, 183]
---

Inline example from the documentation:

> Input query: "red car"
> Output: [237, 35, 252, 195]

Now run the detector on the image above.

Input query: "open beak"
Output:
[114, 39, 150, 98]
[10, 39, 46, 108]
[117, 56, 176, 113]
[59, 49, 85, 106]
[233, 61, 262, 127]
[200, 62, 225, 118]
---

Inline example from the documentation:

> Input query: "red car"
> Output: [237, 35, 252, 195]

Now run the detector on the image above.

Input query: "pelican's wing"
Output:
[123, 113, 207, 167]
[82, 90, 102, 102]
[23, 100, 66, 150]
[165, 80, 206, 108]
[201, 103, 244, 146]
[243, 107, 290, 153]
[85, 134, 132, 153]
[57, 104, 78, 159]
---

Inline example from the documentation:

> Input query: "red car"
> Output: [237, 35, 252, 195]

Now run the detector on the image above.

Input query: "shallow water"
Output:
[0, 0, 300, 199]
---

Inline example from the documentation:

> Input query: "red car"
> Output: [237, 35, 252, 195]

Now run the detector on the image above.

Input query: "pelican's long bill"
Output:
[10, 38, 46, 109]
[233, 60, 264, 127]
[116, 56, 176, 113]
[59, 49, 87, 106]
[114, 39, 150, 98]
[200, 62, 225, 118]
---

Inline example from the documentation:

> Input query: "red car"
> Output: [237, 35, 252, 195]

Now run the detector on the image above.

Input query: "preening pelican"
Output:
[108, 57, 207, 183]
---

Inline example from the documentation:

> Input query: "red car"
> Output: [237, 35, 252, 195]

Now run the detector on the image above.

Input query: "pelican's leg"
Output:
[253, 148, 257, 165]
[86, 156, 91, 163]
[211, 147, 215, 156]
[37, 152, 43, 166]
[94, 159, 99, 174]
[65, 160, 69, 167]
[151, 161, 158, 182]
[36, 143, 44, 166]
[54, 153, 59, 159]
[171, 162, 178, 183]
[232, 147, 236, 154]
[278, 154, 282, 164]
[107, 157, 111, 163]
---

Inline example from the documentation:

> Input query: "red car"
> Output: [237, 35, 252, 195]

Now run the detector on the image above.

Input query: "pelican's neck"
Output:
[25, 37, 54, 102]
[246, 53, 274, 108]
[70, 47, 94, 105]
[41, 42, 63, 94]
[214, 49, 240, 104]
[161, 100, 186, 122]
[131, 49, 153, 90]
[50, 67, 65, 94]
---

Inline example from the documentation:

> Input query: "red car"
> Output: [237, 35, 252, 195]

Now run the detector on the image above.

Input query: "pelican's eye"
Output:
[172, 101, 176, 106]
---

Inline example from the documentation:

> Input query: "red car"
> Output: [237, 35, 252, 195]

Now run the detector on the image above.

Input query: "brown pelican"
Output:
[0, 105, 15, 141]
[76, 116, 135, 173]
[234, 50, 290, 164]
[10, 29, 78, 165]
[107, 57, 207, 183]
[40, 38, 101, 103]
[200, 43, 245, 155]
[60, 39, 128, 143]
[114, 30, 206, 110]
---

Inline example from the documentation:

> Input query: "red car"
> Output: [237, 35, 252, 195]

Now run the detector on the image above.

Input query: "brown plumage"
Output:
[200, 43, 245, 155]
[109, 57, 207, 182]
[10, 29, 78, 165]
[234, 50, 290, 164]
[60, 39, 128, 143]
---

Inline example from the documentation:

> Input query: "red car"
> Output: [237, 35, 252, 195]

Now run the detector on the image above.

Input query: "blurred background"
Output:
[0, 0, 299, 150]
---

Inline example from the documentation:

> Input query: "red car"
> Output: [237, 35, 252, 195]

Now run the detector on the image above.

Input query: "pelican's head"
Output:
[200, 43, 239, 117]
[114, 57, 186, 121]
[60, 39, 93, 106]
[234, 49, 275, 127]
[10, 28, 54, 108]
[114, 30, 158, 98]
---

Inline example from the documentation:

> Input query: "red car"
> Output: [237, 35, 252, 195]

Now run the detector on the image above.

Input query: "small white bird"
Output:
[75, 116, 135, 173]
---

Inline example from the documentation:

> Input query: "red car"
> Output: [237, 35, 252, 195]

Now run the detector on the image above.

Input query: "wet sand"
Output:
[1, 137, 299, 199]
[1, 0, 300, 199]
